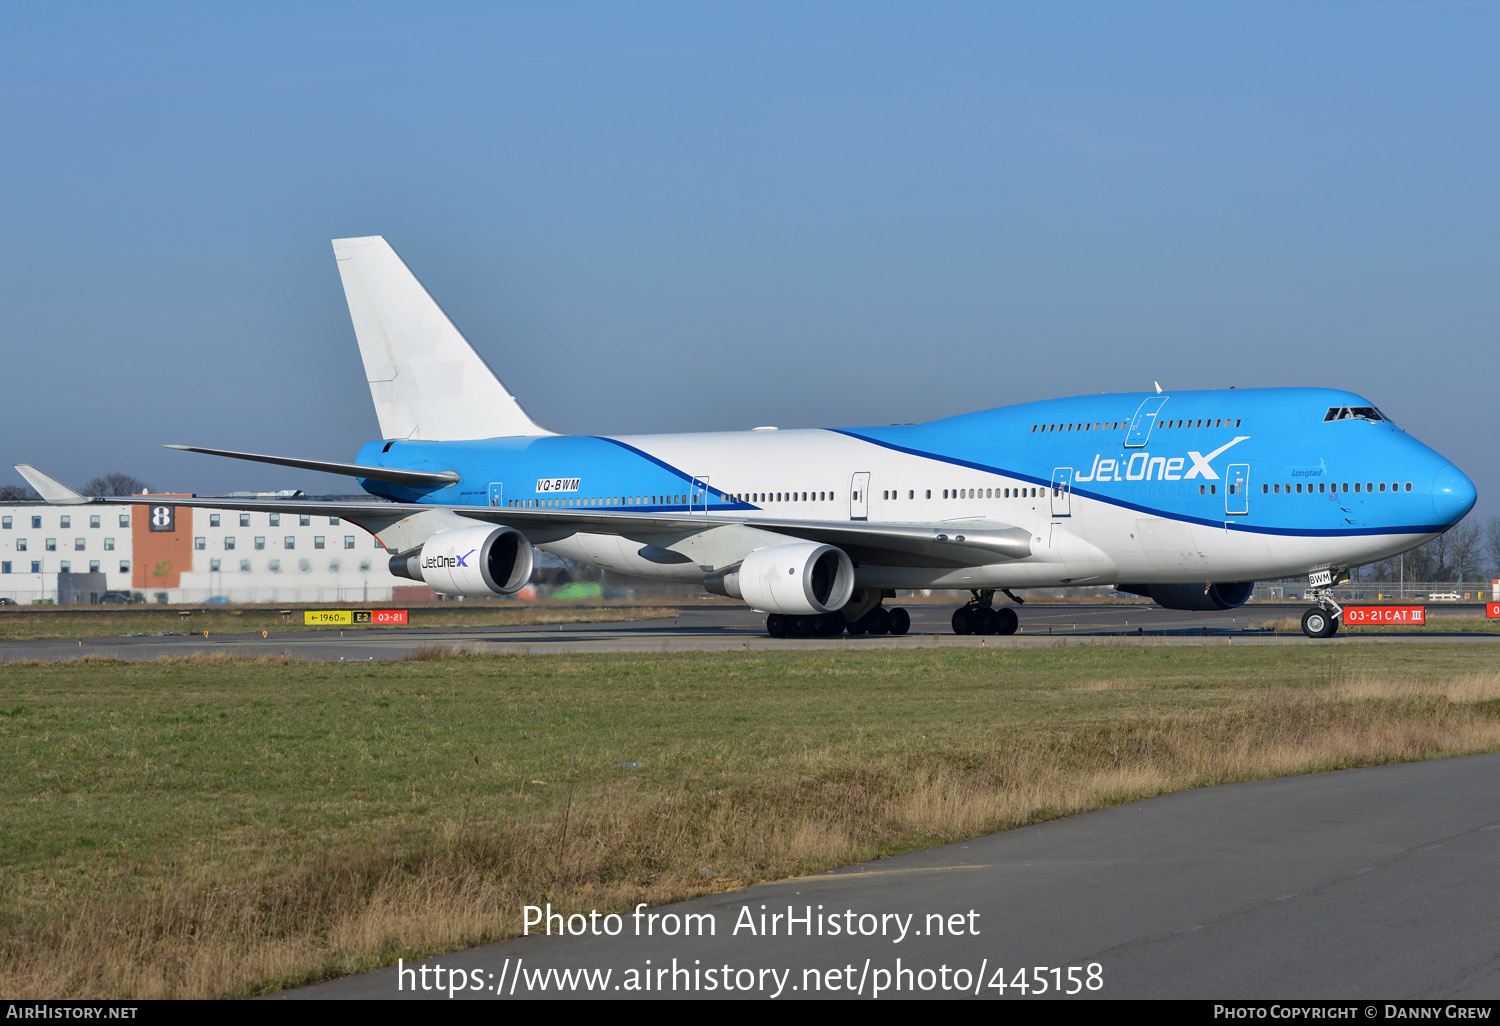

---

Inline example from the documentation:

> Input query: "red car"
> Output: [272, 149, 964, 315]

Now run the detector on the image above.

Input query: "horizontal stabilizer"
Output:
[12, 465, 89, 504]
[164, 445, 459, 488]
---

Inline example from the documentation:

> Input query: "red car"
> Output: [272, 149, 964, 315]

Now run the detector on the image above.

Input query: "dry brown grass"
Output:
[6, 648, 1500, 998]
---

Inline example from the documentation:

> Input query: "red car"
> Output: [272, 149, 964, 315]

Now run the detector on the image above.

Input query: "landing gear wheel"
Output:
[817, 612, 845, 637]
[993, 607, 1019, 635]
[1300, 607, 1337, 639]
[846, 617, 867, 636]
[887, 607, 911, 636]
[766, 613, 787, 638]
[864, 607, 891, 636]
[952, 607, 974, 635]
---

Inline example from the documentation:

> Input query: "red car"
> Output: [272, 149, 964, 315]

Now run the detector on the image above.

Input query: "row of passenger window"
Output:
[508, 495, 697, 508]
[1262, 481, 1411, 495]
[1031, 418, 1244, 433]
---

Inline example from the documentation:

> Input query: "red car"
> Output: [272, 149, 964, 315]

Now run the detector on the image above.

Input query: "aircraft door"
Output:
[488, 482, 504, 507]
[1225, 464, 1250, 515]
[691, 476, 711, 513]
[1050, 467, 1073, 517]
[1124, 396, 1170, 448]
[850, 472, 870, 521]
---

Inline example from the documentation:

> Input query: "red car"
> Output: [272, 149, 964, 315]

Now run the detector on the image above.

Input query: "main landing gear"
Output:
[950, 589, 1019, 636]
[764, 605, 911, 639]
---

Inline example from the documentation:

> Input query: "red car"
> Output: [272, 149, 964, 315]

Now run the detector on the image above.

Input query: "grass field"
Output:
[4, 644, 1500, 998]
[0, 605, 678, 641]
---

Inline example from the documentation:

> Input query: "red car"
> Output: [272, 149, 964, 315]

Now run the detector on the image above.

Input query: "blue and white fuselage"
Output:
[353, 386, 1474, 592]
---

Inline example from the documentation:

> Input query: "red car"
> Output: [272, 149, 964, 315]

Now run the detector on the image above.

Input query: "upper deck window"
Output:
[1324, 406, 1385, 423]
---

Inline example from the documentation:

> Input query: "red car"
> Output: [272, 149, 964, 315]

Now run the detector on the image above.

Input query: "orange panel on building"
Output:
[131, 499, 194, 591]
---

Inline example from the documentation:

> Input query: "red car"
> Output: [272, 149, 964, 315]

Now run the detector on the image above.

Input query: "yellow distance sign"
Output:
[304, 610, 373, 626]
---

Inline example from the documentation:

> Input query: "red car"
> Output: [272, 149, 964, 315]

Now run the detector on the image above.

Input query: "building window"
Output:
[298, 559, 311, 572]
[119, 514, 130, 527]
[209, 559, 220, 572]
[254, 537, 265, 550]
[16, 539, 26, 552]
[299, 514, 310, 527]
[210, 514, 220, 527]
[194, 537, 206, 550]
[344, 536, 355, 549]
[74, 538, 85, 551]
[284, 536, 295, 550]
[104, 537, 115, 551]
[224, 536, 235, 550]
[119, 560, 130, 573]
[32, 561, 41, 574]
[0, 516, 8, 529]
[45, 538, 56, 551]
[239, 560, 251, 573]
[268, 559, 281, 573]
[359, 560, 371, 572]
[60, 561, 70, 572]
[89, 560, 99, 572]
[240, 513, 250, 527]
[269, 513, 280, 527]
[314, 536, 325, 549]
[1, 562, 8, 574]
[60, 516, 70, 528]
[89, 515, 100, 528]
[329, 560, 341, 572]
[32, 516, 41, 529]
[329, 517, 340, 525]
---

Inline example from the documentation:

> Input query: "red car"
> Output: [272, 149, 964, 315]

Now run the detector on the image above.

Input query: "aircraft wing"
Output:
[14, 464, 1033, 567]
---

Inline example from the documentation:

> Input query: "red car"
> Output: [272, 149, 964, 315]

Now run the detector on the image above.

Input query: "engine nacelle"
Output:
[1116, 581, 1255, 611]
[391, 524, 534, 597]
[708, 542, 855, 614]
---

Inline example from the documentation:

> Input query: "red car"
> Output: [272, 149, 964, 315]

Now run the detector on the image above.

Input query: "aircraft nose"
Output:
[1431, 464, 1476, 525]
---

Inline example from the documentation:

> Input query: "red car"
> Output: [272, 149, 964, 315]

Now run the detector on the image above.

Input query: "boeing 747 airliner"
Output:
[16, 237, 1476, 639]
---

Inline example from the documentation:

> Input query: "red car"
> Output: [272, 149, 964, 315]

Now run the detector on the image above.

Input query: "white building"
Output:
[0, 497, 412, 604]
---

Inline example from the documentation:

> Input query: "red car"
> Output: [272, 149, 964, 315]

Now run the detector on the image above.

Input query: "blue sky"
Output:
[1, 2, 1495, 517]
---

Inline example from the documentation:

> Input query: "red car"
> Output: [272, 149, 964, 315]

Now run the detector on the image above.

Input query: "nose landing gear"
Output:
[1300, 571, 1347, 639]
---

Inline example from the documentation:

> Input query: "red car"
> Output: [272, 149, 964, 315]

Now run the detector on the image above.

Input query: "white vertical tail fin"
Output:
[332, 236, 554, 440]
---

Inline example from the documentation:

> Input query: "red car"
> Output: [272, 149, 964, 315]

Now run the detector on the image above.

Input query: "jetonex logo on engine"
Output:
[423, 548, 476, 569]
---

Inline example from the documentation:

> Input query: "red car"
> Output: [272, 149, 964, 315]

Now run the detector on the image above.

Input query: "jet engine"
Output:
[390, 524, 534, 597]
[1115, 581, 1255, 611]
[706, 542, 855, 615]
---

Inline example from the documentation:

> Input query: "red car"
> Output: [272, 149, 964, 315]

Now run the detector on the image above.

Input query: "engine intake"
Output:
[391, 524, 535, 597]
[1115, 581, 1255, 611]
[706, 541, 855, 615]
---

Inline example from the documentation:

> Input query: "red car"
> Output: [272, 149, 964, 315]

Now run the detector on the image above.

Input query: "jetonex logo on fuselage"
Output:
[1074, 437, 1248, 483]
[423, 549, 476, 569]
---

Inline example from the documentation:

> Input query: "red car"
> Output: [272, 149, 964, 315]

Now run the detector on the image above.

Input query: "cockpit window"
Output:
[1323, 406, 1386, 423]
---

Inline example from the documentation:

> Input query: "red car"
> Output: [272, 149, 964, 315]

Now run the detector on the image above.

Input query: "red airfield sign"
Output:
[1344, 605, 1426, 625]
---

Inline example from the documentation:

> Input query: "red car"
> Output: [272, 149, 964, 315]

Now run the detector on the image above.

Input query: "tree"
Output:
[0, 484, 38, 501]
[1367, 516, 1483, 583]
[1485, 516, 1500, 580]
[82, 473, 151, 497]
